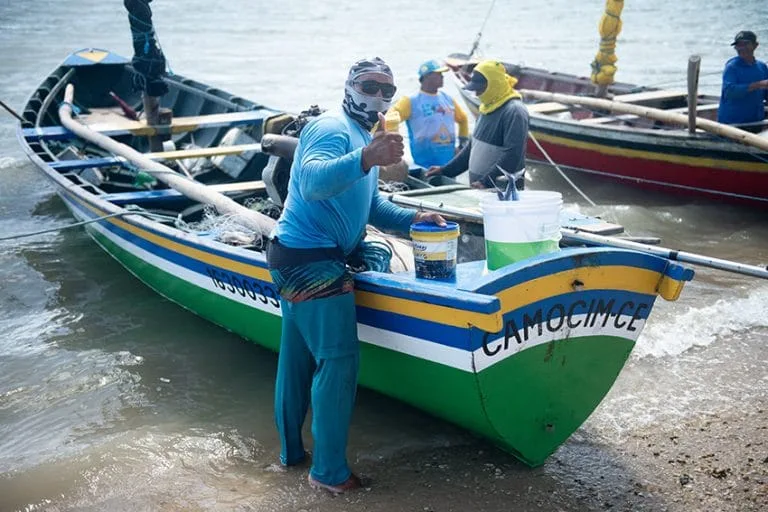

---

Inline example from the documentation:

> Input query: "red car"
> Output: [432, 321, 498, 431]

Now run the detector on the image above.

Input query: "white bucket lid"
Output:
[481, 190, 563, 213]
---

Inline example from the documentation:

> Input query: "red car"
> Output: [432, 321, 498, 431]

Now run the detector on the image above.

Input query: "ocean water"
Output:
[0, 1, 766, 510]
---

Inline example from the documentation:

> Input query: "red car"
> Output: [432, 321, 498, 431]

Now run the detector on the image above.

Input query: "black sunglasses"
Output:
[353, 80, 397, 98]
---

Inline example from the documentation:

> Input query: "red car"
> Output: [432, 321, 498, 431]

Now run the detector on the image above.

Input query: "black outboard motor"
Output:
[281, 105, 325, 137]
[261, 105, 325, 206]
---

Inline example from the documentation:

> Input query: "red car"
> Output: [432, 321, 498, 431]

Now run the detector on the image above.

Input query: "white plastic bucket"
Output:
[481, 191, 563, 270]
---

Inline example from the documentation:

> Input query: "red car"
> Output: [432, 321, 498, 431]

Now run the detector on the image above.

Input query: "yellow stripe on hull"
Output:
[356, 291, 502, 333]
[495, 265, 675, 314]
[74, 195, 272, 281]
[70, 195, 501, 330]
[67, 195, 681, 336]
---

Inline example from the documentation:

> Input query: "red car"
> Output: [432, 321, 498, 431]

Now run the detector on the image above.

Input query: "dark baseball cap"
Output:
[731, 30, 758, 46]
[464, 71, 488, 91]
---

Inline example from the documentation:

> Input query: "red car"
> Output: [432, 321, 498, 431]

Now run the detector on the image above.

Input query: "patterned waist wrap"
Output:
[266, 238, 354, 303]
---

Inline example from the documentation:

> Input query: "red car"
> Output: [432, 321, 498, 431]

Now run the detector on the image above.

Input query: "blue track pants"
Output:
[274, 291, 359, 486]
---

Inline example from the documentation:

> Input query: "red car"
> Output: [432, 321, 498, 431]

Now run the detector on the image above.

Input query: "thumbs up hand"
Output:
[362, 113, 404, 171]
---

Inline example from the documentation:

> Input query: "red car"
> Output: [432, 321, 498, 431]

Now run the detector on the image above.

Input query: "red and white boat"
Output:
[446, 53, 768, 207]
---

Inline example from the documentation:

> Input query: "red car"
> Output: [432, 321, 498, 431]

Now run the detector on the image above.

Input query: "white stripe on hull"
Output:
[473, 317, 645, 372]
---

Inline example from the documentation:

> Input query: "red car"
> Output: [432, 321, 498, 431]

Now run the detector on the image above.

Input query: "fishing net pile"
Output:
[176, 201, 415, 273]
[378, 180, 409, 193]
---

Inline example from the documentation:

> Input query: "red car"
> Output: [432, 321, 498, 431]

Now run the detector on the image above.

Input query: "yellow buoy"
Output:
[590, 0, 625, 93]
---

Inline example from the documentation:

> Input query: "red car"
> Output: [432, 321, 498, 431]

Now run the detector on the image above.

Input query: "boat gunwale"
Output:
[16, 74, 508, 325]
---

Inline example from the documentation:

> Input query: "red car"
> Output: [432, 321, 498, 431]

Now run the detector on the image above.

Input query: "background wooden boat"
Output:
[15, 49, 694, 467]
[446, 53, 768, 207]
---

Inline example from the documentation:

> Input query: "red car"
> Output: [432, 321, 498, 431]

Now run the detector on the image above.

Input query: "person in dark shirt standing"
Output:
[718, 30, 768, 129]
[425, 60, 529, 189]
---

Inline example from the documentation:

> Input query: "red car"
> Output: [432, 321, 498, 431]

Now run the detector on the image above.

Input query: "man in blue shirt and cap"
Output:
[718, 30, 768, 129]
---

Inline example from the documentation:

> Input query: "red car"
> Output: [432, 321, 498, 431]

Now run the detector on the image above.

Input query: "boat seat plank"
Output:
[579, 115, 635, 125]
[50, 156, 126, 171]
[151, 143, 263, 160]
[49, 143, 263, 171]
[611, 90, 687, 104]
[77, 107, 133, 127]
[672, 103, 720, 114]
[528, 101, 571, 114]
[560, 210, 624, 236]
[99, 180, 266, 205]
[23, 110, 267, 141]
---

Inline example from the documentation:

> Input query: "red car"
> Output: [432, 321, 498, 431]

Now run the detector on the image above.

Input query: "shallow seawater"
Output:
[1, 1, 766, 510]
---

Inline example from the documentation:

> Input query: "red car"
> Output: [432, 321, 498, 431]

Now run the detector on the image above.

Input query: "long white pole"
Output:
[521, 89, 768, 153]
[59, 84, 276, 236]
[687, 55, 701, 134]
[561, 228, 768, 280]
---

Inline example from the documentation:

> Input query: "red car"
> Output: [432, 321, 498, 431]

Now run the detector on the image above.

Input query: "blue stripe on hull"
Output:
[58, 190, 666, 354]
[59, 193, 481, 350]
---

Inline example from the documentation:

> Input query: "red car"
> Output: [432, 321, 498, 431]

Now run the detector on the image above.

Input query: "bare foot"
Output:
[308, 473, 365, 494]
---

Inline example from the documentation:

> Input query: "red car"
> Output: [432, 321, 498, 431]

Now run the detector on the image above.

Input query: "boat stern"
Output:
[469, 247, 693, 465]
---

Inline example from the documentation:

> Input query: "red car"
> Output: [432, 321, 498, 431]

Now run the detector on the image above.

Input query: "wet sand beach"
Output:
[226, 398, 768, 512]
[2, 1, 767, 511]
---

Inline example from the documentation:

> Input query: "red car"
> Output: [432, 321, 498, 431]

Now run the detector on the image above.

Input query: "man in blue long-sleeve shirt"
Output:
[266, 57, 445, 494]
[718, 30, 768, 128]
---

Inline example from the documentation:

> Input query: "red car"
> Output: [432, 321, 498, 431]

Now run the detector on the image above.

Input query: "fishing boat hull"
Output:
[448, 54, 768, 206]
[16, 50, 694, 467]
[52, 188, 691, 466]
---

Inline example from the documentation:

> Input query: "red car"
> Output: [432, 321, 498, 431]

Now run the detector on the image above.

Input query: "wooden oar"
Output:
[520, 89, 768, 153]
[1, 99, 24, 122]
[387, 193, 768, 280]
[59, 84, 276, 235]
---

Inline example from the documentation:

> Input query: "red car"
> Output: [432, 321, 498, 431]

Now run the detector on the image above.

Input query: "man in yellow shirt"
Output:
[387, 59, 470, 168]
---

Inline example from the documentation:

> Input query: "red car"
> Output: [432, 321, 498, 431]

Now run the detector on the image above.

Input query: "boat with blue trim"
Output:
[15, 49, 695, 467]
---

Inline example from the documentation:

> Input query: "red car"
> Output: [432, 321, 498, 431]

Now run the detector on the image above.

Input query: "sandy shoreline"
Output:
[265, 406, 767, 512]
[5, 405, 763, 511]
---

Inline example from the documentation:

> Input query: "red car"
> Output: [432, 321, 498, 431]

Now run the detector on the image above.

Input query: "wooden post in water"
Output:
[687, 55, 701, 134]
[142, 95, 161, 152]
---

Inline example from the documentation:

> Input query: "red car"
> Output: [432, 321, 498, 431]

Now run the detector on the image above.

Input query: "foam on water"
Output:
[635, 285, 768, 358]
[1, 0, 767, 509]
[0, 156, 22, 169]
[1, 427, 320, 511]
